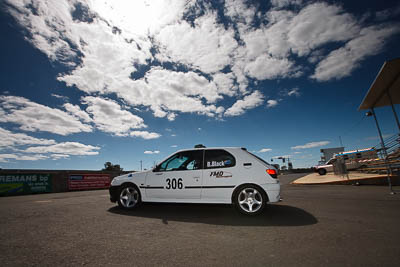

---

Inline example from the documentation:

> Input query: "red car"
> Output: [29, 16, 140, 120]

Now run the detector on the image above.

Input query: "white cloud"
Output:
[57, 18, 151, 94]
[141, 68, 222, 109]
[50, 154, 70, 160]
[155, 12, 238, 74]
[51, 94, 69, 101]
[64, 103, 92, 123]
[130, 131, 161, 140]
[224, 0, 256, 25]
[288, 88, 300, 97]
[0, 127, 56, 148]
[259, 148, 272, 153]
[24, 142, 100, 155]
[311, 24, 400, 81]
[225, 90, 264, 116]
[0, 127, 101, 162]
[271, 0, 303, 8]
[167, 113, 177, 121]
[212, 72, 237, 97]
[291, 141, 330, 150]
[267, 100, 279, 108]
[0, 95, 92, 135]
[82, 96, 146, 136]
[4, 0, 400, 123]
[0, 153, 48, 162]
[243, 54, 299, 80]
[171, 145, 178, 148]
[89, 0, 188, 36]
[287, 3, 360, 56]
[4, 0, 79, 66]
[0, 95, 160, 140]
[144, 150, 160, 154]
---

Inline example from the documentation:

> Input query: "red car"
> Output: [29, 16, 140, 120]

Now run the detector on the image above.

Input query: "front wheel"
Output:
[118, 184, 141, 210]
[233, 185, 266, 216]
[318, 168, 327, 175]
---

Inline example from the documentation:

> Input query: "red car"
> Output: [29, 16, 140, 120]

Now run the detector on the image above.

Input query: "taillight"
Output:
[266, 169, 278, 178]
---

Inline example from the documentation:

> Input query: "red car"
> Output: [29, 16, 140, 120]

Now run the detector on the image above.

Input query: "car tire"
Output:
[318, 168, 327, 175]
[233, 184, 267, 216]
[117, 184, 141, 210]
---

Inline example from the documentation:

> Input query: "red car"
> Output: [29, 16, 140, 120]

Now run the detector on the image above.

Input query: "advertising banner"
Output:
[68, 174, 111, 190]
[0, 174, 52, 196]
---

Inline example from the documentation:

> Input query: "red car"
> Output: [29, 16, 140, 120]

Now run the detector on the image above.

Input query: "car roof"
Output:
[175, 147, 245, 153]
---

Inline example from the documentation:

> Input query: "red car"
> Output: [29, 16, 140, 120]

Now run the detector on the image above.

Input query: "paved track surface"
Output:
[1, 173, 400, 266]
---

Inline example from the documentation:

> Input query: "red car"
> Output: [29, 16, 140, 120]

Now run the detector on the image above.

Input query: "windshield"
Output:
[326, 158, 334, 165]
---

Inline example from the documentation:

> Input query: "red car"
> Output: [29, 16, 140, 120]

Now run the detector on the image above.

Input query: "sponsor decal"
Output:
[0, 174, 52, 196]
[68, 174, 110, 190]
[207, 161, 225, 168]
[210, 171, 232, 178]
[69, 175, 83, 180]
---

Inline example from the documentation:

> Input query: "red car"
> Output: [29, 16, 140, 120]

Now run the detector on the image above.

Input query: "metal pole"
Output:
[371, 108, 394, 194]
[386, 90, 400, 132]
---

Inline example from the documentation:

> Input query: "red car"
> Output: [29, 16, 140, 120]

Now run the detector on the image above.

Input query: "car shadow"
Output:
[107, 203, 317, 227]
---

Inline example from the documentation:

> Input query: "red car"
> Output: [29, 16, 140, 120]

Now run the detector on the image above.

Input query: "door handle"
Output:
[155, 173, 163, 176]
[193, 176, 200, 179]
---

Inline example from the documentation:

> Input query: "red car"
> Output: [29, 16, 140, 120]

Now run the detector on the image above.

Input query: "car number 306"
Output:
[165, 178, 183, 189]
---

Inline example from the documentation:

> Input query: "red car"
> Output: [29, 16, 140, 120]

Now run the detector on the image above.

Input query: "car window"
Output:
[205, 149, 235, 169]
[245, 151, 272, 167]
[158, 150, 203, 172]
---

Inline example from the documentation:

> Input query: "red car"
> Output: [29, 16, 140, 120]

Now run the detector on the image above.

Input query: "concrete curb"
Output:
[291, 172, 400, 185]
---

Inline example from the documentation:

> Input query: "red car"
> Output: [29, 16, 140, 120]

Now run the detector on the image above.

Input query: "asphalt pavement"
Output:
[1, 173, 400, 266]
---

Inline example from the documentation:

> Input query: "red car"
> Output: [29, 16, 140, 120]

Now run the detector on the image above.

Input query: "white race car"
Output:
[109, 147, 280, 215]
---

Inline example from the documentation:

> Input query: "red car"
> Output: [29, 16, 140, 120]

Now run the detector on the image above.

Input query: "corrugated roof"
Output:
[359, 58, 400, 110]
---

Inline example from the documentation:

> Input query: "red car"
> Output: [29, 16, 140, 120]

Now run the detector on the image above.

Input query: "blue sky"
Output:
[0, 0, 399, 170]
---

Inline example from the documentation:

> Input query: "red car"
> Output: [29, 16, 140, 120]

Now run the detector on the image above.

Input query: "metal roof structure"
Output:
[359, 58, 400, 111]
[358, 58, 400, 194]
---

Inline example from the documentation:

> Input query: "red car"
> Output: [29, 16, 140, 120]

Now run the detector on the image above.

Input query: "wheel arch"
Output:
[231, 183, 269, 204]
[120, 182, 143, 196]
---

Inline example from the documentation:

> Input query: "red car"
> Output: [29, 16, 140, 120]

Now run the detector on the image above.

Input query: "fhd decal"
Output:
[210, 171, 232, 178]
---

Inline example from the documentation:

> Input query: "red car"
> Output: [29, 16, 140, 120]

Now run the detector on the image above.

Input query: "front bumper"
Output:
[109, 185, 120, 203]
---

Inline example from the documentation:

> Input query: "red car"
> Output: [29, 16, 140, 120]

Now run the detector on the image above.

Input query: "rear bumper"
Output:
[260, 183, 281, 203]
[109, 186, 120, 203]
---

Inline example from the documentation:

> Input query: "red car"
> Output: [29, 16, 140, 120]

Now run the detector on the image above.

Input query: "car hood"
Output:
[111, 170, 148, 186]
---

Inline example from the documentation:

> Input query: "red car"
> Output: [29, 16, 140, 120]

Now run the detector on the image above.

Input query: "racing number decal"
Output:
[165, 178, 183, 189]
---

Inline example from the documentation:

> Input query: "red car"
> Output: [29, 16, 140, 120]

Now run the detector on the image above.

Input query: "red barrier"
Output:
[68, 174, 110, 190]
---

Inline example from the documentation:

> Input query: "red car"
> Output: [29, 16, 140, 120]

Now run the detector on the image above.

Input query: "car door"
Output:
[145, 150, 203, 199]
[202, 149, 237, 200]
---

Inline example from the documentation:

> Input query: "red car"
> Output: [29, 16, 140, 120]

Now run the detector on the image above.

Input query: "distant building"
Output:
[319, 147, 344, 164]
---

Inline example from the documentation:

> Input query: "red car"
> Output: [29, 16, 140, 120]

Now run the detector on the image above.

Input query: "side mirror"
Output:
[153, 165, 160, 172]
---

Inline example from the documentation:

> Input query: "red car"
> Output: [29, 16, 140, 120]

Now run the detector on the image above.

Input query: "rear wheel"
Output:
[318, 168, 327, 175]
[233, 185, 266, 216]
[118, 184, 141, 210]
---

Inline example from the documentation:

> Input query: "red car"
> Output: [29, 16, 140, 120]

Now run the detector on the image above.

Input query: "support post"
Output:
[370, 108, 394, 194]
[386, 90, 400, 132]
